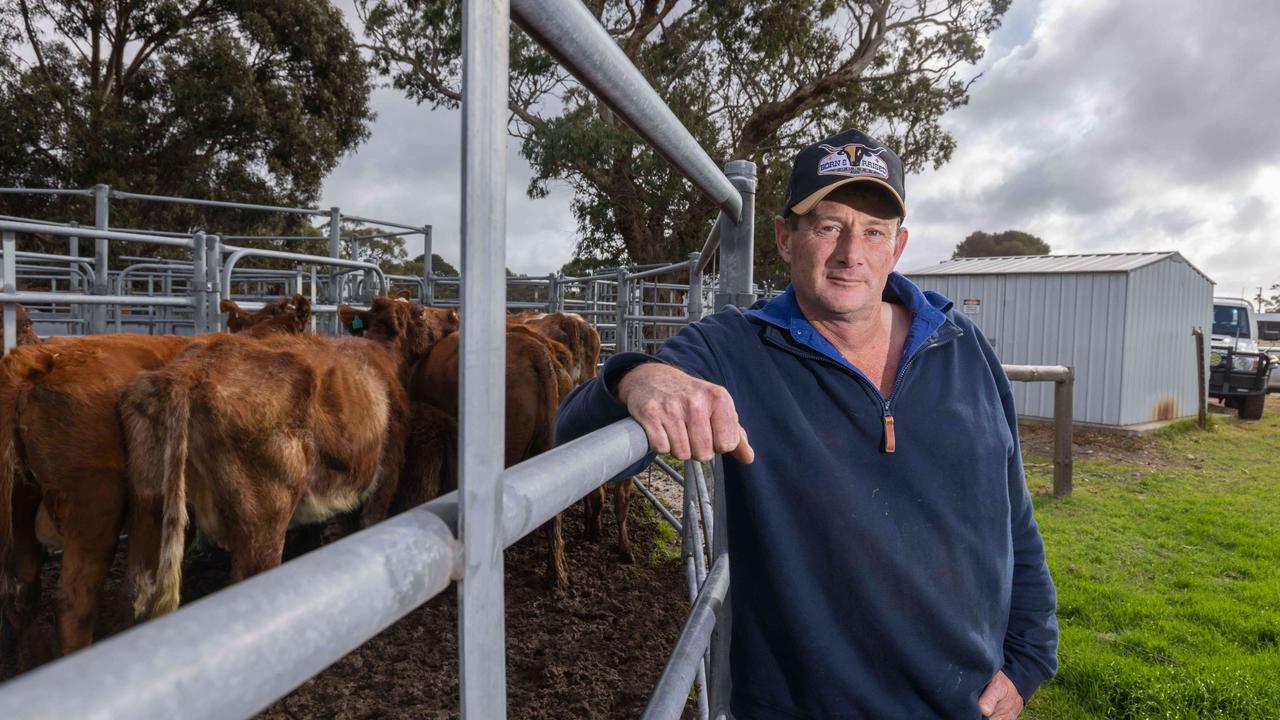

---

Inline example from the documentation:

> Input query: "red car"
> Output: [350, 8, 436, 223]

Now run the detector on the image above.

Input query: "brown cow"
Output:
[412, 327, 571, 590]
[0, 298, 313, 665]
[512, 314, 633, 561]
[219, 294, 311, 335]
[121, 298, 455, 618]
[511, 312, 601, 385]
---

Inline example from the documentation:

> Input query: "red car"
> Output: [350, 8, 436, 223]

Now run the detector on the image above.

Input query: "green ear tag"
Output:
[352, 316, 364, 330]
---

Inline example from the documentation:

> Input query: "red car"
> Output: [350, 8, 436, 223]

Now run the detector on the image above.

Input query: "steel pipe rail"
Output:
[1002, 363, 1075, 497]
[334, 214, 426, 232]
[0, 508, 457, 720]
[696, 218, 722, 275]
[625, 262, 696, 282]
[219, 247, 387, 300]
[635, 478, 683, 534]
[0, 291, 194, 306]
[641, 555, 730, 720]
[0, 219, 194, 248]
[510, 0, 742, 223]
[0, 187, 94, 196]
[1003, 364, 1072, 382]
[109, 190, 328, 216]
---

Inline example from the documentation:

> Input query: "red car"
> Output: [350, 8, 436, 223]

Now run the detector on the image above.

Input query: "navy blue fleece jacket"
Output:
[555, 272, 1058, 719]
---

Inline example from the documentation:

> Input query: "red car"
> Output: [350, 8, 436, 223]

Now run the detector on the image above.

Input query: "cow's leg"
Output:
[543, 514, 568, 593]
[55, 533, 121, 654]
[228, 499, 294, 583]
[614, 477, 634, 563]
[582, 485, 605, 541]
[2, 478, 47, 671]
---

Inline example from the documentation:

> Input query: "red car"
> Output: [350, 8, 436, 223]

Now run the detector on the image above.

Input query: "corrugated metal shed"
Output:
[904, 252, 1214, 428]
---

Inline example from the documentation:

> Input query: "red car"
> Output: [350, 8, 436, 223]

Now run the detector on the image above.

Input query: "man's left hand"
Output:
[977, 671, 1023, 719]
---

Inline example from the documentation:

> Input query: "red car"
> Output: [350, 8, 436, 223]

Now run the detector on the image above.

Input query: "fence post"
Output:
[615, 267, 629, 353]
[687, 252, 703, 322]
[206, 234, 222, 331]
[422, 225, 434, 305]
[708, 159, 755, 719]
[458, 0, 510, 716]
[92, 184, 110, 334]
[715, 161, 757, 311]
[1192, 328, 1207, 429]
[327, 207, 341, 332]
[1053, 368, 1074, 497]
[191, 232, 208, 334]
[3, 230, 16, 353]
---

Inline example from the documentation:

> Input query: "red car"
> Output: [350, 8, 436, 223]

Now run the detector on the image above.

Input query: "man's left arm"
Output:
[989, 346, 1060, 704]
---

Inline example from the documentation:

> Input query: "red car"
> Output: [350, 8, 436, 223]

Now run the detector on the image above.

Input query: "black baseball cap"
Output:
[781, 129, 906, 219]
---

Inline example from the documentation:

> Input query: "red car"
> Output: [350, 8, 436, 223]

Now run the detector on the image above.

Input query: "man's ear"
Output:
[890, 225, 910, 270]
[775, 215, 794, 264]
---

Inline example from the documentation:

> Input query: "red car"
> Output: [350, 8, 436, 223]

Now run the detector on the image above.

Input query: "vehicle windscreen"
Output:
[1213, 306, 1250, 338]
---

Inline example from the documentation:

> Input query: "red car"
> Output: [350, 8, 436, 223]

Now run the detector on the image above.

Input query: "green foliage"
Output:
[0, 0, 374, 249]
[953, 229, 1051, 258]
[360, 0, 1010, 283]
[1262, 283, 1279, 313]
[1019, 403, 1280, 719]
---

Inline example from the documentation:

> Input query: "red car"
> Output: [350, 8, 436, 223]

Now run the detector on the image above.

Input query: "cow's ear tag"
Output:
[352, 316, 364, 330]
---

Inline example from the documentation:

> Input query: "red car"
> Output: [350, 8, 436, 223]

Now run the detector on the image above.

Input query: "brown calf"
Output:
[0, 298, 312, 666]
[512, 315, 633, 562]
[411, 327, 571, 590]
[121, 298, 453, 619]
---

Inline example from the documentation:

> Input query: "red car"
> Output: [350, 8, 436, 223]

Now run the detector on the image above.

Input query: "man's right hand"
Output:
[615, 363, 755, 464]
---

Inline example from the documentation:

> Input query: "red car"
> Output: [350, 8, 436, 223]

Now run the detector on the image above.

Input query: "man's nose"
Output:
[831, 232, 864, 266]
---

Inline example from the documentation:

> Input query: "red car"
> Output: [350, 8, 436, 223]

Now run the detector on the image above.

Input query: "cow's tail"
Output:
[123, 373, 191, 618]
[530, 348, 561, 459]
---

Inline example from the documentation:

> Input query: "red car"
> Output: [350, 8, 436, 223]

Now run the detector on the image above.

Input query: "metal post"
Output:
[615, 268, 629, 353]
[546, 273, 558, 312]
[459, 0, 510, 716]
[1192, 328, 1207, 429]
[715, 161, 757, 311]
[422, 225, 435, 305]
[328, 207, 341, 332]
[1053, 370, 1074, 498]
[687, 252, 703, 322]
[191, 232, 208, 334]
[708, 159, 755, 718]
[3, 231, 16, 352]
[205, 235, 221, 331]
[92, 184, 110, 334]
[309, 266, 319, 334]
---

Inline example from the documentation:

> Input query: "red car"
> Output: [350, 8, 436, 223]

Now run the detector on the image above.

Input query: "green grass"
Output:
[635, 499, 682, 565]
[1021, 404, 1280, 719]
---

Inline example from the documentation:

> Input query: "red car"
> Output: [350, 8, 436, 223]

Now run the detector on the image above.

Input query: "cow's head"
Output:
[2, 304, 39, 348]
[221, 295, 312, 336]
[340, 297, 458, 369]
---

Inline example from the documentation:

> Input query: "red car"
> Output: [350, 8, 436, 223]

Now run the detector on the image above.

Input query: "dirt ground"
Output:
[3, 474, 696, 720]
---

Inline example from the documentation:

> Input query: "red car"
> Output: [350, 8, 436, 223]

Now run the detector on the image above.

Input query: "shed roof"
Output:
[904, 251, 1214, 284]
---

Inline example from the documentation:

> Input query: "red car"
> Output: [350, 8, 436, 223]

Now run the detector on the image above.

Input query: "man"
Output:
[555, 129, 1058, 719]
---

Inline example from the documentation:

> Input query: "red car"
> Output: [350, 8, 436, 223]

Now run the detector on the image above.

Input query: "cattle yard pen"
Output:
[0, 2, 1071, 718]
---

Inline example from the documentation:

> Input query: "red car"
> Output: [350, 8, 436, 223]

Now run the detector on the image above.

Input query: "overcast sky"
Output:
[322, 0, 1279, 300]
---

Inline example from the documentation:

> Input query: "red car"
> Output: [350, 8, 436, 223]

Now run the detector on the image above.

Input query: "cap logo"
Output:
[817, 143, 889, 179]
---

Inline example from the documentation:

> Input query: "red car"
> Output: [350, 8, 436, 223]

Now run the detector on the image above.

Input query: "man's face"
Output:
[775, 187, 909, 322]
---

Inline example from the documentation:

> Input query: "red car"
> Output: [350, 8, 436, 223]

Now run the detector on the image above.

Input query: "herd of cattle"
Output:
[0, 294, 633, 672]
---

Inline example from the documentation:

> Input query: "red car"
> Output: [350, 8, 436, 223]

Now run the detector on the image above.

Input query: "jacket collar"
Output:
[745, 272, 961, 368]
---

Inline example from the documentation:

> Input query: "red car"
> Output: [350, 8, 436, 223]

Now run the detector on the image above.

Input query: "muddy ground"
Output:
[5, 470, 696, 720]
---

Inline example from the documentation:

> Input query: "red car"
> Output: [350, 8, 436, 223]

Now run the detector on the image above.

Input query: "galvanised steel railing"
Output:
[0, 2, 756, 719]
